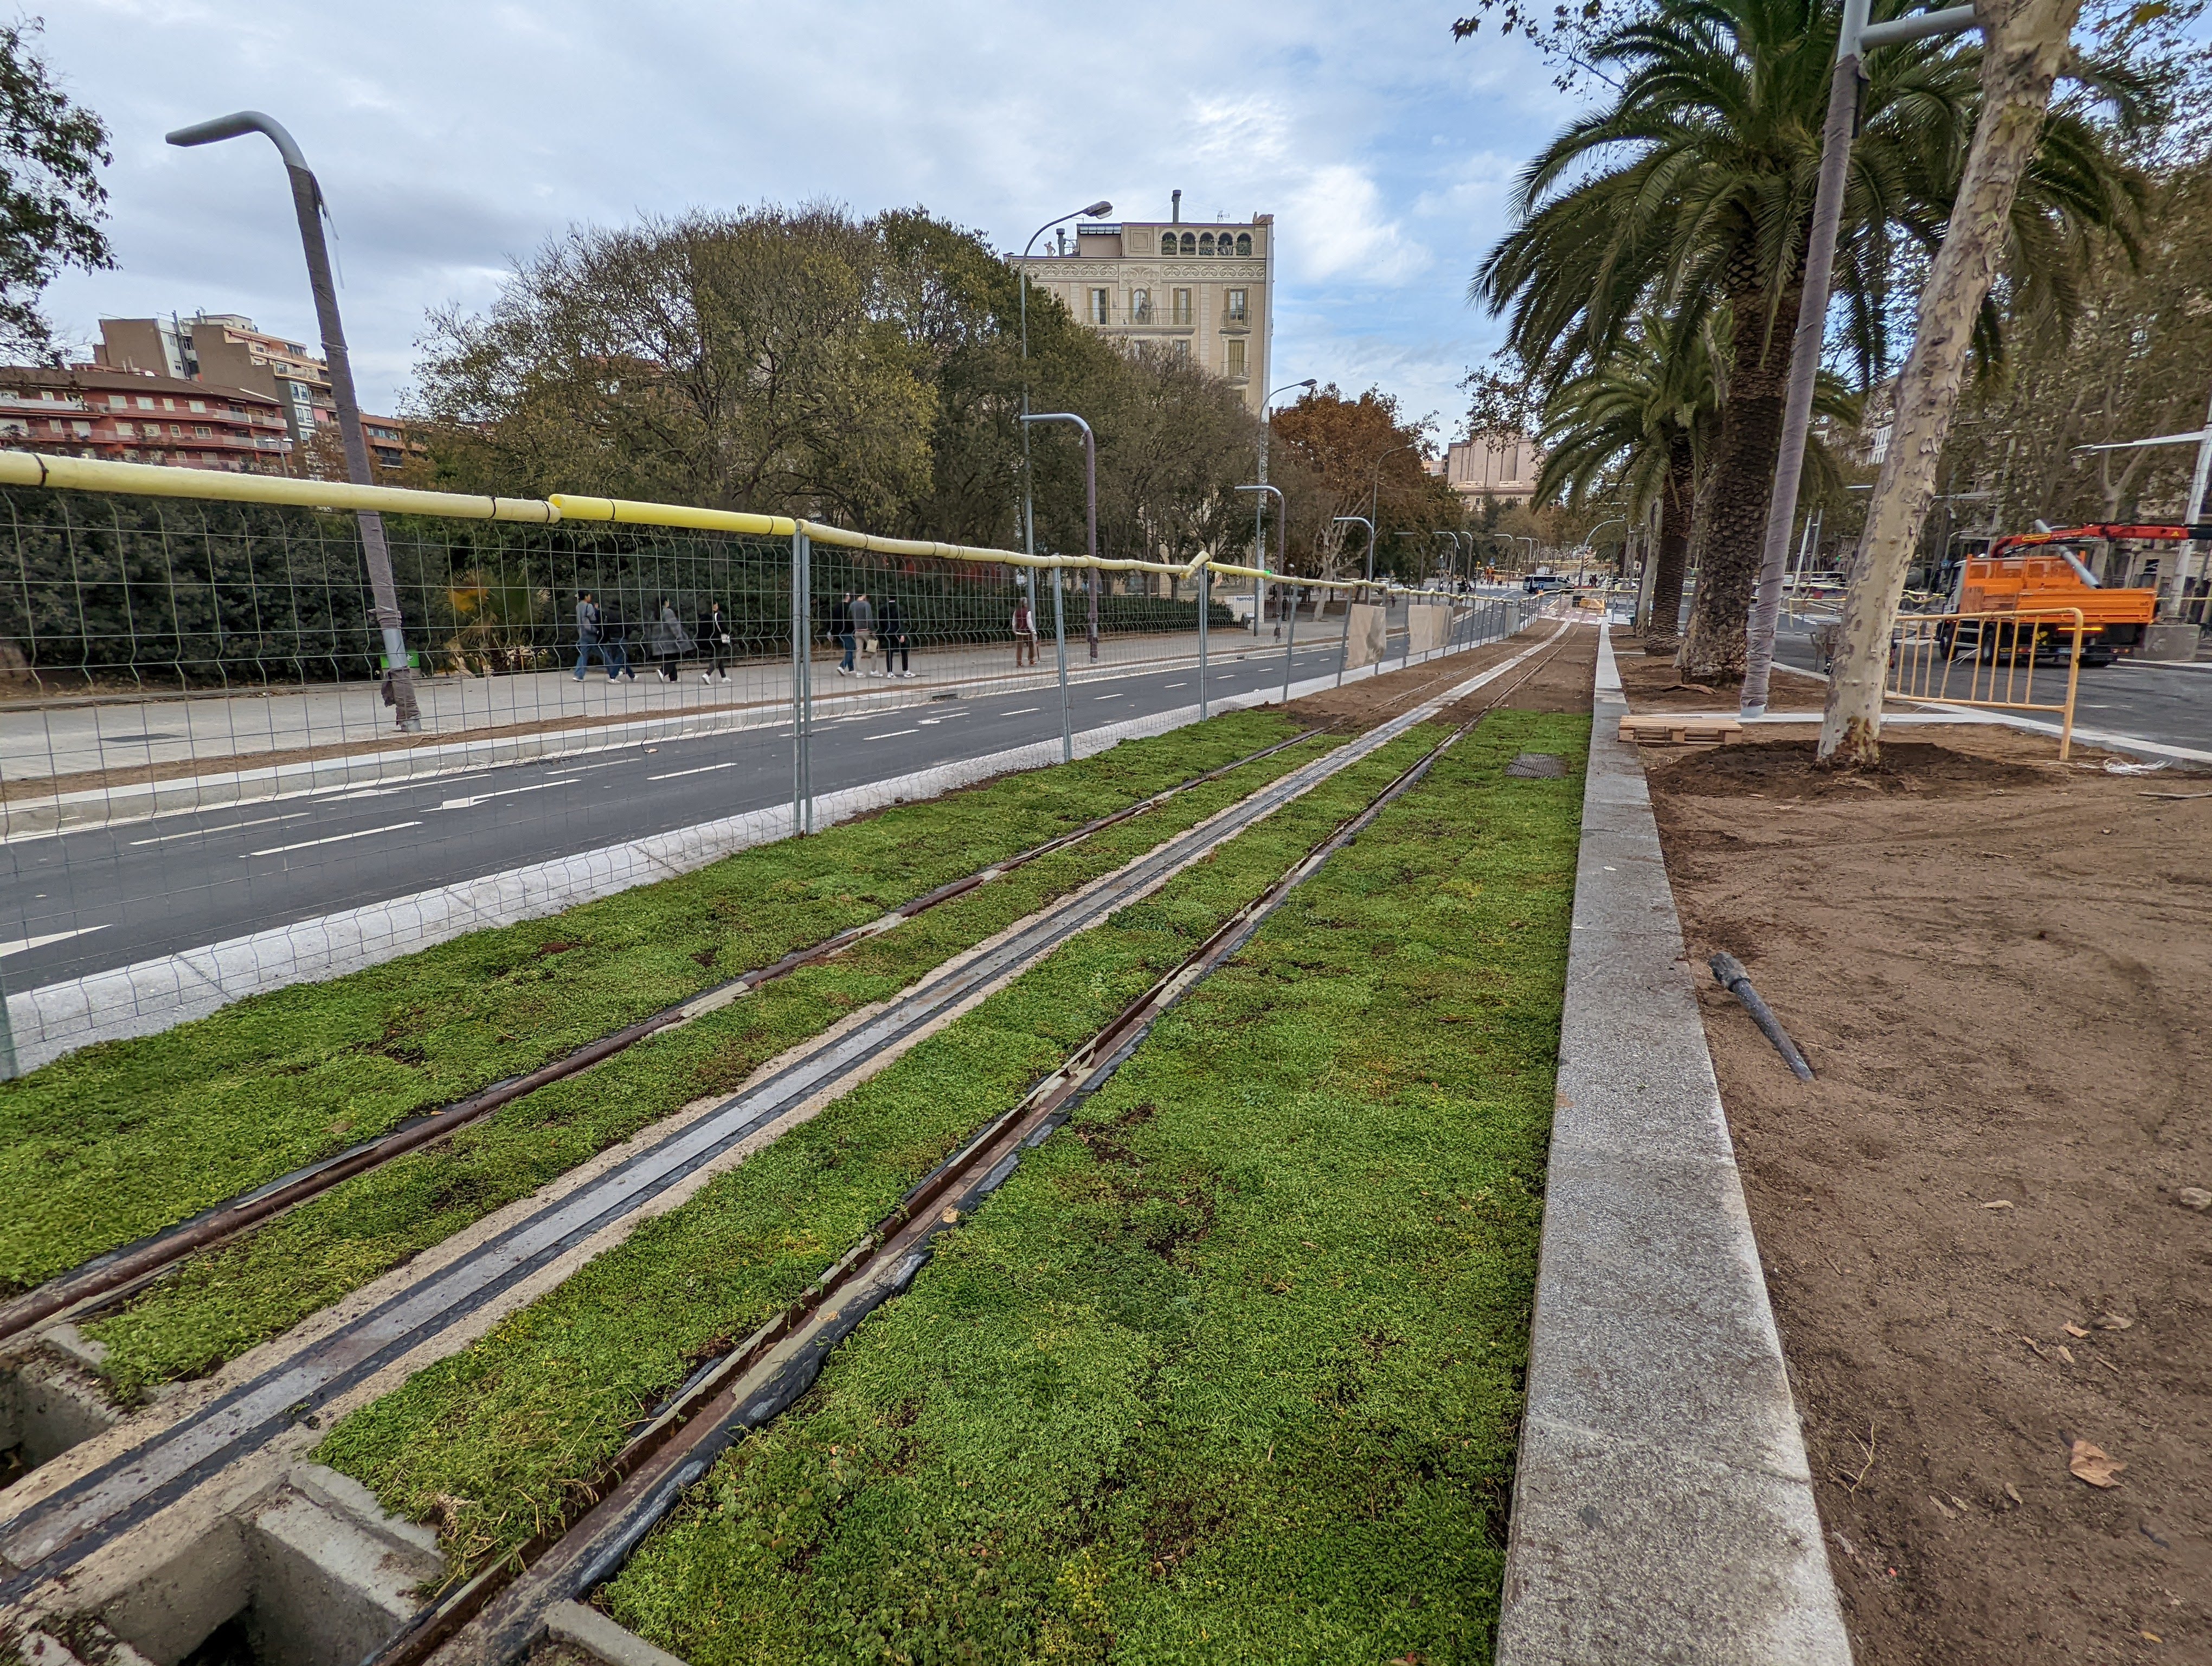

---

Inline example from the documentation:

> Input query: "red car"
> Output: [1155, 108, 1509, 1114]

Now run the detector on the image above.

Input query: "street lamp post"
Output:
[1023, 412, 1096, 762]
[1331, 515, 1373, 687]
[1256, 379, 1317, 635]
[1366, 441, 1420, 580]
[1018, 200, 1113, 665]
[167, 111, 422, 732]
[1740, 0, 1980, 715]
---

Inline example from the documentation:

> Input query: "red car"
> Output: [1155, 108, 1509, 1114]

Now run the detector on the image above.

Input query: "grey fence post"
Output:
[792, 528, 813, 835]
[1279, 581, 1300, 704]
[1401, 591, 1414, 671]
[1336, 584, 1355, 688]
[0, 964, 16, 1082]
[1053, 563, 1072, 764]
[1198, 561, 1210, 720]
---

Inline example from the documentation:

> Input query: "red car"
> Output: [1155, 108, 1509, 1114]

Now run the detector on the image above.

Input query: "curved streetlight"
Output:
[1253, 378, 1316, 634]
[1580, 516, 1628, 586]
[1023, 411, 1097, 762]
[1017, 200, 1112, 624]
[168, 111, 420, 732]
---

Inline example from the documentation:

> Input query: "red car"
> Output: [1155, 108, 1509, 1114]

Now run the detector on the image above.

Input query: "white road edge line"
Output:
[0, 924, 108, 958]
[128, 812, 311, 847]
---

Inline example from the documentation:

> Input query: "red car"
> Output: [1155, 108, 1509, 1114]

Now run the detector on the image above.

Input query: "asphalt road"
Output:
[0, 632, 1396, 989]
[1768, 623, 2212, 751]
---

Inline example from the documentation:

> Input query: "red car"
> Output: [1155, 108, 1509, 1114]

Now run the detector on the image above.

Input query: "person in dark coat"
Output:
[574, 592, 606, 680]
[830, 591, 855, 676]
[600, 600, 636, 680]
[703, 602, 732, 682]
[878, 594, 912, 678]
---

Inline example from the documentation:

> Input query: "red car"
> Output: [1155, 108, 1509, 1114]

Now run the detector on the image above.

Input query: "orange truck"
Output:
[1940, 522, 2191, 667]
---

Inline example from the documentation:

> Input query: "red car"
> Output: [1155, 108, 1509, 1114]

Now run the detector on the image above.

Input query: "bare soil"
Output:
[1645, 728, 2212, 1664]
[1284, 618, 1593, 733]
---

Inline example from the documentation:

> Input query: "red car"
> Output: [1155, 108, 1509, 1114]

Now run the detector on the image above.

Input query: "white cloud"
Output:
[40, 0, 1579, 426]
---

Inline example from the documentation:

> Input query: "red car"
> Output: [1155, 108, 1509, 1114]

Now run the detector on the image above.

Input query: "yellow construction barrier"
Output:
[0, 450, 1475, 604]
[1887, 607, 2086, 759]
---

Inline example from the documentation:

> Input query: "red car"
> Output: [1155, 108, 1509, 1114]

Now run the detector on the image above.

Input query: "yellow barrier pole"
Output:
[2059, 607, 2084, 761]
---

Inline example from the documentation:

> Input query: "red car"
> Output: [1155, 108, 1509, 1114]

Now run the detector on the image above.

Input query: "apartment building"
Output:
[97, 313, 337, 453]
[0, 364, 293, 471]
[1027, 194, 1274, 414]
[1430, 432, 1544, 505]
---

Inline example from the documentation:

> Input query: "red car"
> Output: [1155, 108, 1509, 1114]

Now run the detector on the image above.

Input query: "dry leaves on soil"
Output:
[2067, 1439, 2126, 1489]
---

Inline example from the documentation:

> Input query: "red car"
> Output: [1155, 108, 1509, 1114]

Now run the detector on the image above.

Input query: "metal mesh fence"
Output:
[0, 474, 1534, 1074]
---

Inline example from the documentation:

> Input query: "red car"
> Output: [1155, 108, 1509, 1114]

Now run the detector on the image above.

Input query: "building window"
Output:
[1173, 338, 1191, 362]
[1200, 232, 1216, 255]
[1131, 288, 1153, 324]
[193, 425, 212, 437]
[1177, 231, 1193, 254]
[1089, 288, 1111, 325]
[1226, 288, 1248, 323]
[1236, 232, 1252, 256]
[189, 399, 206, 413]
[136, 396, 154, 410]
[1172, 288, 1192, 326]
[1226, 339, 1247, 378]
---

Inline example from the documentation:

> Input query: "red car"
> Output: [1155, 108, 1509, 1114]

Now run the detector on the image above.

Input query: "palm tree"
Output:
[1476, 0, 2144, 678]
[1536, 307, 1858, 644]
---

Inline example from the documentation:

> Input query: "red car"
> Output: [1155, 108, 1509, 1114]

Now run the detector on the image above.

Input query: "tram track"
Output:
[381, 623, 1587, 1666]
[0, 728, 1326, 1351]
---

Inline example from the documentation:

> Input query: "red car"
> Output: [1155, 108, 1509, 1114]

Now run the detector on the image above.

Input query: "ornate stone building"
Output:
[1025, 193, 1274, 414]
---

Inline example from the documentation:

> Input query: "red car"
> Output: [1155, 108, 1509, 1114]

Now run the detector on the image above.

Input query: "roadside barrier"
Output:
[0, 451, 1527, 1076]
[1887, 607, 2086, 759]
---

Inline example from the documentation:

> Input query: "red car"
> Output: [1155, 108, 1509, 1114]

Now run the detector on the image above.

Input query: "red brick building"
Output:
[0, 365, 293, 473]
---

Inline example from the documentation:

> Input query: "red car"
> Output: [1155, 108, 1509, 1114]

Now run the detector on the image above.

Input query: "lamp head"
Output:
[1082, 201, 1113, 217]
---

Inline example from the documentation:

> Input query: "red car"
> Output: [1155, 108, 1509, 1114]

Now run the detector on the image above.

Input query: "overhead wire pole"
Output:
[790, 527, 813, 834]
[1740, 0, 1980, 715]
[1024, 412, 1097, 761]
[167, 110, 423, 732]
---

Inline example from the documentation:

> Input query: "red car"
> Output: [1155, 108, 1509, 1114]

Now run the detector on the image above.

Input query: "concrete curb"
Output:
[1496, 625, 1851, 1664]
[2, 630, 1507, 1072]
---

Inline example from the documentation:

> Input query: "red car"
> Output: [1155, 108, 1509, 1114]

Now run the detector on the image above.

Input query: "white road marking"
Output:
[442, 776, 586, 805]
[1093, 693, 1123, 701]
[1000, 707, 1040, 715]
[244, 821, 423, 858]
[130, 812, 312, 846]
[1163, 683, 1186, 689]
[642, 762, 740, 783]
[0, 924, 109, 958]
[866, 728, 919, 741]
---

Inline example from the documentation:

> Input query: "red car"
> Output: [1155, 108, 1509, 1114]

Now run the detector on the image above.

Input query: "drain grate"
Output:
[1507, 752, 1568, 778]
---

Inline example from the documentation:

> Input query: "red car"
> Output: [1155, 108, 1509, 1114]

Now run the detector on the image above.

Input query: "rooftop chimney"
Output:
[1172, 189, 1182, 224]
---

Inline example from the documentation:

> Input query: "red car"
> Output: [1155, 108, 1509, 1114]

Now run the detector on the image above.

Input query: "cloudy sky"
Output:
[37, 0, 1584, 435]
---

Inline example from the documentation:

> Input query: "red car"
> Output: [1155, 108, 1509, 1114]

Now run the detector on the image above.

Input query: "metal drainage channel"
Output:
[0, 728, 1325, 1354]
[0, 627, 1569, 1629]
[401, 625, 1587, 1666]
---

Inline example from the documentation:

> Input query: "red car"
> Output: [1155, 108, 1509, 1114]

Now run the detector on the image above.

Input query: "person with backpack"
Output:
[574, 592, 605, 680]
[650, 597, 696, 681]
[1012, 592, 1038, 668]
[878, 593, 913, 678]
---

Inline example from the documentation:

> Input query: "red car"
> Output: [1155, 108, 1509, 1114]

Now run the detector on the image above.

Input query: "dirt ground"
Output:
[1283, 615, 1596, 732]
[1610, 637, 1932, 718]
[1644, 726, 2211, 1664]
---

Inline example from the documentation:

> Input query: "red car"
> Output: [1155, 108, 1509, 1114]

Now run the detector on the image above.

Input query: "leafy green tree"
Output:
[1475, 0, 2144, 677]
[0, 20, 113, 360]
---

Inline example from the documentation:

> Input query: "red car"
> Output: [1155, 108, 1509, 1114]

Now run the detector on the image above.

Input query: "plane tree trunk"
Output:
[1820, 0, 2085, 765]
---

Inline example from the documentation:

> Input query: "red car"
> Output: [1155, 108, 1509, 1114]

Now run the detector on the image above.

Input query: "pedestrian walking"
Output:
[831, 590, 855, 676]
[573, 592, 606, 680]
[879, 594, 913, 678]
[850, 591, 877, 676]
[702, 601, 732, 682]
[650, 597, 695, 681]
[601, 600, 636, 680]
[1012, 593, 1038, 668]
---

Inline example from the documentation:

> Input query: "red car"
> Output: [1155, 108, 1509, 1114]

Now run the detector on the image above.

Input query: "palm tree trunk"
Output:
[1820, 0, 2084, 765]
[1680, 288, 1802, 680]
[1645, 435, 1696, 643]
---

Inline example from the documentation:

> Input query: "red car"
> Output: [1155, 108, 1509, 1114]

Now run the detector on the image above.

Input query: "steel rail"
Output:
[0, 633, 1565, 1611]
[378, 626, 1591, 1666]
[0, 729, 1325, 1349]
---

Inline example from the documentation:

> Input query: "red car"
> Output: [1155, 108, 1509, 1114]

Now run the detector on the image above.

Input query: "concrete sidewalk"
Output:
[1497, 626, 1850, 1663]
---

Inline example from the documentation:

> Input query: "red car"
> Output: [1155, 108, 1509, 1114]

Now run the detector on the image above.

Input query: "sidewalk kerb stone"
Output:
[1496, 624, 1850, 1665]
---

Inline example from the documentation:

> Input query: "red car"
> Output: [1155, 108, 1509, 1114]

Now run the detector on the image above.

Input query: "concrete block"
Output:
[245, 1465, 445, 1666]
[546, 1599, 692, 1666]
[1, 1349, 119, 1468]
[2138, 621, 2202, 663]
